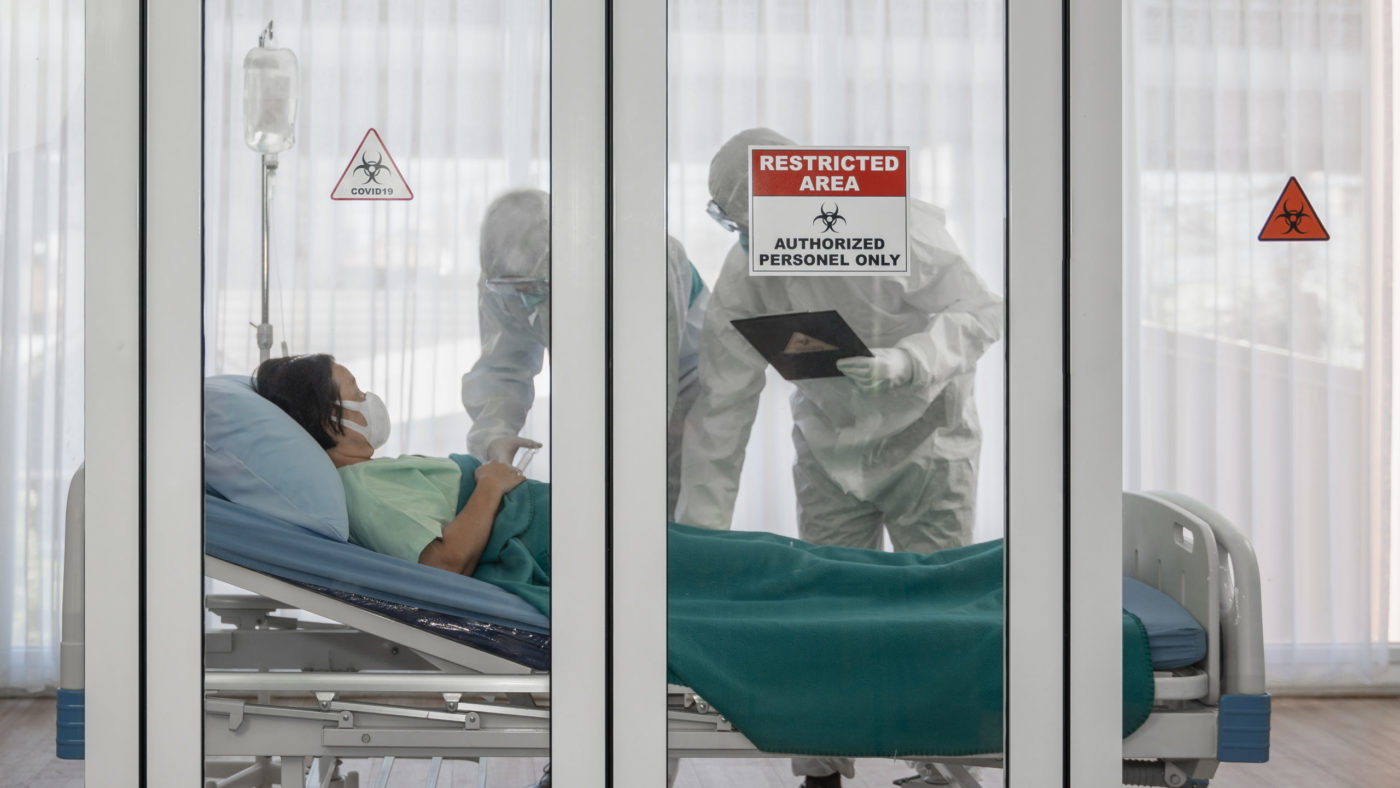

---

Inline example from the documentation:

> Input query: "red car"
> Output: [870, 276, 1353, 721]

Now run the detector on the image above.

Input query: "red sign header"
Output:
[751, 148, 907, 197]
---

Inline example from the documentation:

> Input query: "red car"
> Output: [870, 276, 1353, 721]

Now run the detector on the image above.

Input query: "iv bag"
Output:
[243, 45, 299, 154]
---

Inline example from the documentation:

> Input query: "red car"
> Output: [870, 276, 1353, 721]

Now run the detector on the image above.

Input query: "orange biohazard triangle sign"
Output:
[331, 128, 413, 201]
[783, 332, 839, 354]
[1258, 177, 1327, 241]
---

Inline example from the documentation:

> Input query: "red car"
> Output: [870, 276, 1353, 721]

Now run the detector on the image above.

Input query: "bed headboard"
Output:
[1122, 491, 1221, 704]
[1148, 491, 1267, 697]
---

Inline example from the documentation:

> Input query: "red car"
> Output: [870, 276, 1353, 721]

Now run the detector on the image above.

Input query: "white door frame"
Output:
[83, 0, 143, 782]
[141, 1, 205, 786]
[93, 1, 613, 784]
[1067, 1, 1124, 784]
[550, 0, 611, 785]
[609, 2, 1123, 786]
[609, 0, 670, 786]
[1006, 0, 1068, 780]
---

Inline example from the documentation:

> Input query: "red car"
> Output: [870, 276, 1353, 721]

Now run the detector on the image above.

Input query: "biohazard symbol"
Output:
[783, 332, 839, 354]
[353, 153, 390, 185]
[812, 203, 846, 233]
[1272, 202, 1310, 235]
[1258, 177, 1329, 242]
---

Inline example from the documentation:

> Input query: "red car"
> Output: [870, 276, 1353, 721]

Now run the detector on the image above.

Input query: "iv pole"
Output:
[254, 22, 276, 363]
[246, 20, 296, 363]
[257, 147, 277, 363]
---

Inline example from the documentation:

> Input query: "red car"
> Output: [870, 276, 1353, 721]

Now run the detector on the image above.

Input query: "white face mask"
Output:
[340, 392, 391, 450]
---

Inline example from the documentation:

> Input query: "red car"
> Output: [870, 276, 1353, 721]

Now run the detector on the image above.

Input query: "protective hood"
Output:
[479, 188, 550, 281]
[708, 128, 797, 232]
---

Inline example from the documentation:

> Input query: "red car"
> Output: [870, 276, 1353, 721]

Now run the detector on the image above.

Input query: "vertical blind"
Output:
[0, 0, 84, 693]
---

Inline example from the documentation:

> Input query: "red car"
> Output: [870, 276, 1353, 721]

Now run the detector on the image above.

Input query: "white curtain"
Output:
[1124, 0, 1393, 686]
[205, 0, 551, 470]
[0, 0, 85, 693]
[668, 0, 1008, 541]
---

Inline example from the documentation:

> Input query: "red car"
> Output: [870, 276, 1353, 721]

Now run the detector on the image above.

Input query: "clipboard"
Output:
[730, 310, 872, 381]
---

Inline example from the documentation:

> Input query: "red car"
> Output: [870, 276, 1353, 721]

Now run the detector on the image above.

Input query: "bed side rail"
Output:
[1122, 491, 1221, 704]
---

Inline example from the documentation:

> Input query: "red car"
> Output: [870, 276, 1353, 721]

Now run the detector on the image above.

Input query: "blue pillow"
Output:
[204, 375, 349, 541]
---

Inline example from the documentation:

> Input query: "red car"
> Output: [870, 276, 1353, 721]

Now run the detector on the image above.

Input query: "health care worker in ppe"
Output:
[675, 128, 1003, 787]
[462, 189, 711, 515]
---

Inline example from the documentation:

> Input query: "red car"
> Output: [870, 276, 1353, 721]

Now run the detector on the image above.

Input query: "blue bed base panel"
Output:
[293, 578, 550, 670]
[55, 689, 84, 760]
[1217, 693, 1270, 763]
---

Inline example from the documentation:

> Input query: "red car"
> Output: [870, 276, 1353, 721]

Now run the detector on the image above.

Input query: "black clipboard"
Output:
[730, 310, 873, 381]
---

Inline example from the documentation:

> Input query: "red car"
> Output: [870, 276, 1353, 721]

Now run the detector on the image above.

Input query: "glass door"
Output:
[664, 2, 1008, 785]
[198, 4, 558, 785]
[607, 2, 1109, 786]
[136, 0, 609, 784]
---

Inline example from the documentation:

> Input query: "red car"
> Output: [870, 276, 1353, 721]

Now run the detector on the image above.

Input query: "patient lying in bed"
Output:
[250, 353, 1157, 758]
[254, 353, 532, 577]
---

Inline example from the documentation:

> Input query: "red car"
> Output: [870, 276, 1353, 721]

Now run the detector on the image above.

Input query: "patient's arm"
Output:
[418, 461, 525, 576]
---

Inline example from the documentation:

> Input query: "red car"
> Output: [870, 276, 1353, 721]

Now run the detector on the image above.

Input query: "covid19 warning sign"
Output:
[748, 146, 908, 276]
[331, 128, 414, 201]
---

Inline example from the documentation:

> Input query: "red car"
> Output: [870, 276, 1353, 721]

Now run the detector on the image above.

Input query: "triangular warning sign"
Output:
[331, 128, 413, 201]
[783, 332, 839, 354]
[1258, 177, 1327, 241]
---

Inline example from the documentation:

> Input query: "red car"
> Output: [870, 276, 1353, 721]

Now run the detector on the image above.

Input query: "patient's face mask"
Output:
[340, 392, 391, 450]
[485, 277, 550, 312]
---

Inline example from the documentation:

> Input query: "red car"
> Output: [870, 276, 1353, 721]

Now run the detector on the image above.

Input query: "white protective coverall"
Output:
[677, 128, 1004, 553]
[462, 191, 709, 514]
[462, 189, 552, 462]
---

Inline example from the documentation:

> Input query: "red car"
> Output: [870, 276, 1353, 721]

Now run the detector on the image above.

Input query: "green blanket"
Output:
[450, 454, 1155, 756]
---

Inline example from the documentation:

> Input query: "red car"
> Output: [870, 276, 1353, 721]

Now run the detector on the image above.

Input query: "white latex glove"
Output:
[486, 435, 543, 465]
[835, 348, 915, 394]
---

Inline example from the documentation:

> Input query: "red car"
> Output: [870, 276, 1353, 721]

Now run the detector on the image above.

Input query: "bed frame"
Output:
[56, 479, 1269, 788]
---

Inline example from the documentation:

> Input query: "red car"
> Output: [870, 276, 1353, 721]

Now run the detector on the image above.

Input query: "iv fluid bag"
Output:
[243, 46, 299, 154]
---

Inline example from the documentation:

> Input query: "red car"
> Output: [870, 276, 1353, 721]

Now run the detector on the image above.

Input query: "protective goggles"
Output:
[484, 277, 550, 298]
[485, 277, 550, 309]
[706, 199, 741, 233]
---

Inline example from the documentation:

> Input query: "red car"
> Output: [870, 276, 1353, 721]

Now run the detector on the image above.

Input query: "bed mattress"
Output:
[205, 493, 1206, 673]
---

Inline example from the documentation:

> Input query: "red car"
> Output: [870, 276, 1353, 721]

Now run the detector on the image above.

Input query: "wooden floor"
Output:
[3, 696, 1398, 787]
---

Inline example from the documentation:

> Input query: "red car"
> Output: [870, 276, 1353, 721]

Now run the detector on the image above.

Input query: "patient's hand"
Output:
[475, 461, 526, 497]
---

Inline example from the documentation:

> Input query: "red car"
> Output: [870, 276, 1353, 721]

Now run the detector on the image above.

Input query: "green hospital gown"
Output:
[338, 456, 463, 563]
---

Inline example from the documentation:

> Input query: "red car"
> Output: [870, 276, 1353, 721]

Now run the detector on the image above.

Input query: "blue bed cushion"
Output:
[206, 494, 549, 635]
[1123, 576, 1207, 670]
[204, 375, 350, 541]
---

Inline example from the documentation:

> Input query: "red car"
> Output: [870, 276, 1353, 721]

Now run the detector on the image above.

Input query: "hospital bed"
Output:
[56, 465, 1269, 788]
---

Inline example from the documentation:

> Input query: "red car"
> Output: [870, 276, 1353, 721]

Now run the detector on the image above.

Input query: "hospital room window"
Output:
[1124, 0, 1400, 683]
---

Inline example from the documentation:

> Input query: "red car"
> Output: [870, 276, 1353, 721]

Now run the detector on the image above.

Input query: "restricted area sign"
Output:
[331, 128, 414, 201]
[748, 146, 908, 276]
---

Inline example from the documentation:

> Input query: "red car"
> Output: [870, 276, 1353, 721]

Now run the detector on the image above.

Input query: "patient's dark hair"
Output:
[253, 354, 344, 449]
